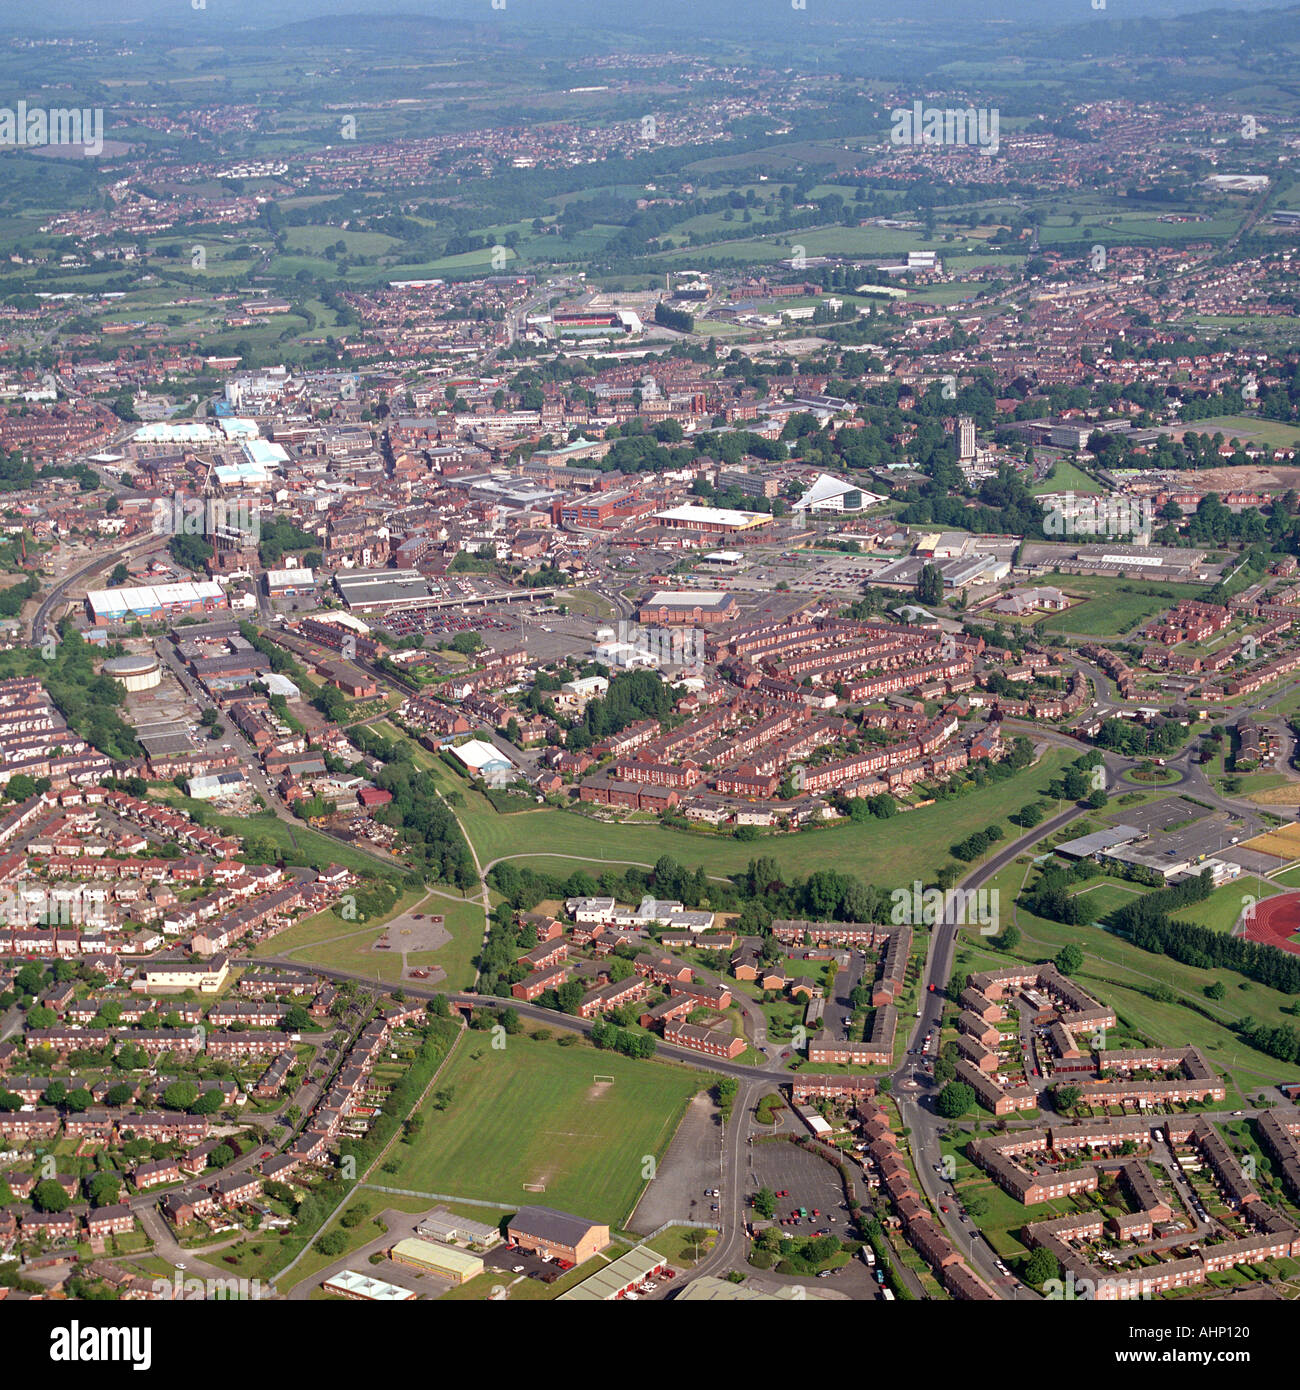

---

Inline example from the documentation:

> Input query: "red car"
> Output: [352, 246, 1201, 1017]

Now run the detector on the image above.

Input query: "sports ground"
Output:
[383, 1036, 705, 1226]
[1243, 891, 1300, 956]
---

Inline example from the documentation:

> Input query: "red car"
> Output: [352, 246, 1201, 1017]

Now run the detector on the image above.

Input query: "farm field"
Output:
[1246, 780, 1300, 805]
[382, 1033, 705, 1226]
[1240, 823, 1300, 865]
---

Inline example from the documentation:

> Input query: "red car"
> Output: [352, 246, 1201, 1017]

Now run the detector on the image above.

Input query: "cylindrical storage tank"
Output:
[102, 653, 162, 692]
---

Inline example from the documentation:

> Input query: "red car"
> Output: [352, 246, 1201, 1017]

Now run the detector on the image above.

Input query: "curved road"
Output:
[32, 532, 167, 642]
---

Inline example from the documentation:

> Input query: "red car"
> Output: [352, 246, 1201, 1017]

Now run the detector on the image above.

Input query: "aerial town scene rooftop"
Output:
[2, 0, 1300, 1359]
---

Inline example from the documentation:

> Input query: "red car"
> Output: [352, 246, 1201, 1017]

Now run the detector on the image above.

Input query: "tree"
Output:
[88, 1172, 122, 1207]
[1055, 943, 1084, 976]
[315, 1229, 347, 1257]
[713, 1077, 738, 1118]
[936, 1081, 975, 1118]
[556, 980, 584, 1014]
[191, 1089, 224, 1115]
[1024, 1246, 1060, 1287]
[162, 1081, 199, 1111]
[754, 1186, 777, 1219]
[1055, 1085, 1082, 1112]
[33, 1179, 70, 1213]
[916, 563, 943, 607]
[998, 922, 1022, 952]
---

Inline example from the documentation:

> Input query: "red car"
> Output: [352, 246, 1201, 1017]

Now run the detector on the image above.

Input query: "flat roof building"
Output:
[389, 1237, 484, 1285]
[322, 1269, 417, 1302]
[334, 568, 433, 612]
[416, 1208, 500, 1248]
[87, 581, 227, 626]
[1055, 825, 1144, 860]
[638, 591, 739, 626]
[674, 1275, 830, 1301]
[652, 504, 773, 535]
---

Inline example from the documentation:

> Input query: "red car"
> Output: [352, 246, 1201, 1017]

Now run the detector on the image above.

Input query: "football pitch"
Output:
[385, 1036, 705, 1226]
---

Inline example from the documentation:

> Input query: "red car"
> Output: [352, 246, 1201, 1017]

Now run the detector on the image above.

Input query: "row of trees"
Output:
[950, 823, 1005, 863]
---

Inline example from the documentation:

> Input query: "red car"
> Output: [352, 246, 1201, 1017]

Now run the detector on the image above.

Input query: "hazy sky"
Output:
[16, 0, 1296, 35]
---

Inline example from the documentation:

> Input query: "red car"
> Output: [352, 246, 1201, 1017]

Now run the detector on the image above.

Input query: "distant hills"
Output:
[17, 0, 1300, 39]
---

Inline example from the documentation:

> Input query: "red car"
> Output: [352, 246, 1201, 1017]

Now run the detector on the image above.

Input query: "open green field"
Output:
[383, 1034, 705, 1226]
[1033, 204, 1243, 246]
[1175, 876, 1284, 934]
[176, 805, 404, 880]
[903, 283, 988, 306]
[1186, 416, 1300, 451]
[283, 226, 402, 257]
[652, 224, 930, 266]
[257, 889, 485, 990]
[560, 588, 617, 620]
[1069, 877, 1146, 922]
[1029, 459, 1105, 495]
[422, 745, 1077, 886]
[1038, 577, 1209, 638]
[1227, 772, 1292, 796]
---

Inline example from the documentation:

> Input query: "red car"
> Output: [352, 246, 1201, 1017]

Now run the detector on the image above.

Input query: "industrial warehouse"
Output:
[85, 580, 228, 626]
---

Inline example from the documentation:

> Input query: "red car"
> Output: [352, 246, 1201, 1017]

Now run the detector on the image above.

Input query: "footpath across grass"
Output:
[425, 746, 1077, 887]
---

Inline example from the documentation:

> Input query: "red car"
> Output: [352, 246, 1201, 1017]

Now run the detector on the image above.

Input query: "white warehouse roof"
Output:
[451, 739, 515, 773]
[87, 580, 224, 618]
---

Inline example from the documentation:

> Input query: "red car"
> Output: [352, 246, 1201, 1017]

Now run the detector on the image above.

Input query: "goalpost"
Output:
[592, 1074, 615, 1084]
[522, 1182, 547, 1192]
